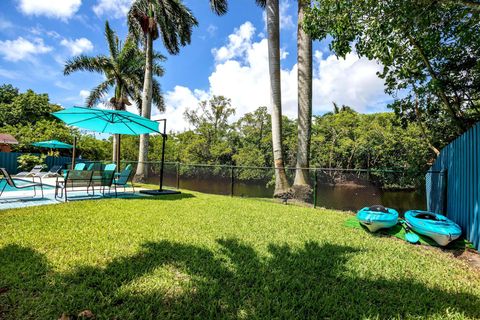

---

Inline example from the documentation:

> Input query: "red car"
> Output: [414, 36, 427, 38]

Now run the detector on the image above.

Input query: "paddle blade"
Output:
[405, 232, 420, 244]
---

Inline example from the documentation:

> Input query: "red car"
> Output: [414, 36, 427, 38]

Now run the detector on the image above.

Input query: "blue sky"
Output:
[0, 0, 391, 131]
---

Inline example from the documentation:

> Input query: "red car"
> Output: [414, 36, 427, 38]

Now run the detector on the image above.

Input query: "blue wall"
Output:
[0, 152, 83, 174]
[426, 123, 480, 250]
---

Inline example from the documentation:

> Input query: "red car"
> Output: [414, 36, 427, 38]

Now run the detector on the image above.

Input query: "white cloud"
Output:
[0, 37, 52, 62]
[60, 38, 94, 55]
[17, 0, 81, 20]
[161, 21, 390, 132]
[153, 86, 208, 132]
[313, 51, 389, 112]
[29, 26, 61, 39]
[93, 0, 133, 18]
[279, 0, 295, 30]
[0, 68, 18, 79]
[207, 24, 218, 37]
[80, 90, 90, 100]
[212, 22, 256, 62]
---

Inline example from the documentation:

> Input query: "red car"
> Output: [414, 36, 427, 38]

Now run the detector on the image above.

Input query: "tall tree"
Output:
[128, 0, 198, 181]
[293, 0, 313, 197]
[64, 21, 165, 163]
[303, 0, 480, 143]
[266, 0, 290, 196]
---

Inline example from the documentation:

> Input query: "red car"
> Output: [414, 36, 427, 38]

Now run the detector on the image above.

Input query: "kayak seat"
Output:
[368, 205, 389, 213]
[415, 212, 440, 220]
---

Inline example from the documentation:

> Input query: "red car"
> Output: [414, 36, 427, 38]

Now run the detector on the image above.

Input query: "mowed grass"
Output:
[0, 191, 479, 319]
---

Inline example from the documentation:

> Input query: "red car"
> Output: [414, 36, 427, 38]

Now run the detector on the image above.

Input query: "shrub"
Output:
[17, 153, 46, 171]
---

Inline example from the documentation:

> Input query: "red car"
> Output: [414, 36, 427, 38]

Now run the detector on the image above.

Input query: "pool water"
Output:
[0, 179, 53, 192]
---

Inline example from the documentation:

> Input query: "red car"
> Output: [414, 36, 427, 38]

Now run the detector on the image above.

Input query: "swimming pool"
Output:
[0, 178, 54, 192]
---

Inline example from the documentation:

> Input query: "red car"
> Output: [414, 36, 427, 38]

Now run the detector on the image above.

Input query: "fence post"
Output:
[176, 162, 180, 189]
[313, 169, 317, 208]
[230, 166, 235, 197]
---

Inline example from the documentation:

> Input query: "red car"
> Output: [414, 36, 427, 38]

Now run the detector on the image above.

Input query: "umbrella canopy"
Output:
[52, 106, 160, 135]
[32, 139, 73, 149]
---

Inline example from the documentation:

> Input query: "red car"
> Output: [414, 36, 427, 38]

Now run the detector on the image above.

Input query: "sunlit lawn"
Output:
[0, 190, 479, 319]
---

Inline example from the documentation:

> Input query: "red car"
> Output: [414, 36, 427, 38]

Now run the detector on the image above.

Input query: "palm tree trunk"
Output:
[112, 135, 118, 163]
[293, 0, 313, 192]
[266, 0, 290, 196]
[135, 31, 154, 182]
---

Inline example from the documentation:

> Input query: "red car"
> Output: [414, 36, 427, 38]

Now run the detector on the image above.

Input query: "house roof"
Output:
[0, 134, 19, 145]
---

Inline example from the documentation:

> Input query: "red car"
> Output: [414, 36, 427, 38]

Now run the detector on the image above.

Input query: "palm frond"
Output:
[210, 0, 228, 15]
[85, 79, 115, 107]
[105, 21, 119, 60]
[256, 0, 266, 8]
[151, 77, 165, 112]
[64, 55, 111, 76]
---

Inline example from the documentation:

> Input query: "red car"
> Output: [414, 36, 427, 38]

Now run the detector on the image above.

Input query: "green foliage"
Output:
[0, 84, 112, 161]
[180, 95, 236, 164]
[16, 154, 46, 171]
[64, 21, 165, 111]
[0, 193, 479, 318]
[0, 87, 61, 127]
[303, 0, 480, 147]
[311, 109, 431, 187]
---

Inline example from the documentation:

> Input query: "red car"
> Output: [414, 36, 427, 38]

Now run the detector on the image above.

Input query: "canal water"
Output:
[152, 171, 426, 214]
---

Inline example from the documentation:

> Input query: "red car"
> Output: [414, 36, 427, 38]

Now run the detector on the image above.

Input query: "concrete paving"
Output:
[0, 176, 145, 210]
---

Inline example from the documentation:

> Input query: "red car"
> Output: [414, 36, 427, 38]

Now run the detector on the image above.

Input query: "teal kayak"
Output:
[357, 205, 399, 232]
[404, 210, 462, 246]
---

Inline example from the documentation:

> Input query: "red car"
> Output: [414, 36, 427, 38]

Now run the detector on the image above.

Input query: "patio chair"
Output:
[91, 168, 116, 195]
[114, 164, 132, 178]
[112, 166, 135, 197]
[0, 168, 44, 199]
[34, 165, 63, 179]
[55, 169, 93, 201]
[15, 165, 44, 177]
[86, 162, 103, 171]
[74, 163, 86, 170]
[104, 163, 116, 171]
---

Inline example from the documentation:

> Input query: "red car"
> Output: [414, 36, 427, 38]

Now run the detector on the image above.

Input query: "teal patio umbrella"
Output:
[32, 140, 73, 149]
[52, 106, 178, 195]
[52, 107, 160, 135]
[32, 139, 74, 167]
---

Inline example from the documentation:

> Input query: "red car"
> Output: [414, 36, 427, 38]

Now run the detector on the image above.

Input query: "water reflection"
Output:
[149, 172, 426, 214]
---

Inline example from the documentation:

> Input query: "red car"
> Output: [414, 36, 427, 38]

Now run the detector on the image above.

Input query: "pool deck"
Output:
[0, 177, 150, 210]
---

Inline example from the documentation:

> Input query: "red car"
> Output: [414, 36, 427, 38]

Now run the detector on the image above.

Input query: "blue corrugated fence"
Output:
[0, 152, 83, 174]
[426, 122, 480, 250]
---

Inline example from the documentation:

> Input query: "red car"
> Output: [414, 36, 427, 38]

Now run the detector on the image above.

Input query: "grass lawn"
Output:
[0, 191, 479, 319]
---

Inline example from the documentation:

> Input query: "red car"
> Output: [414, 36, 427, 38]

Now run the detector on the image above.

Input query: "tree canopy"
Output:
[303, 0, 480, 150]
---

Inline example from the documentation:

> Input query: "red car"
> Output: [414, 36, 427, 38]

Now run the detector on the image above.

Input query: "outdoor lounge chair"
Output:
[55, 169, 93, 201]
[0, 168, 44, 198]
[112, 166, 135, 196]
[15, 165, 44, 177]
[33, 165, 63, 179]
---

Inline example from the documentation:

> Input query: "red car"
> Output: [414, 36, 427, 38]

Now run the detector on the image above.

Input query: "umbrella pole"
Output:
[159, 133, 166, 191]
[71, 136, 77, 170]
[158, 120, 167, 191]
[116, 134, 121, 172]
[140, 119, 180, 196]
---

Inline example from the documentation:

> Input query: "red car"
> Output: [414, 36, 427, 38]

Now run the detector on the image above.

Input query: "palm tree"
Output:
[128, 0, 198, 182]
[293, 0, 313, 196]
[195, 0, 290, 196]
[266, 0, 290, 196]
[64, 21, 165, 164]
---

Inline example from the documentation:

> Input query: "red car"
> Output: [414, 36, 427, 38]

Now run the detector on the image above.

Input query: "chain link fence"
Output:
[120, 161, 426, 213]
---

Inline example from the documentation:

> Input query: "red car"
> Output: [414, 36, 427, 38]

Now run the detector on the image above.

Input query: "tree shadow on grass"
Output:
[0, 239, 479, 319]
